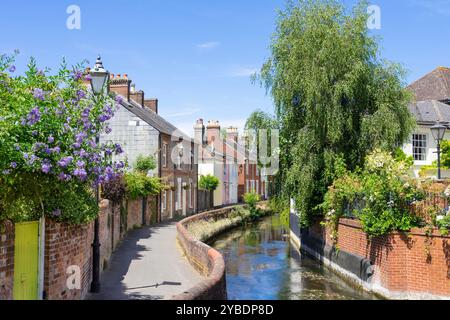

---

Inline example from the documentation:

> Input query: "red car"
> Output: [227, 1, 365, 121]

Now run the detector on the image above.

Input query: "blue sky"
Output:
[1, 0, 449, 135]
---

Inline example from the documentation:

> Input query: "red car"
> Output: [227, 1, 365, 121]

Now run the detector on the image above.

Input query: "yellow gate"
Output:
[13, 221, 39, 300]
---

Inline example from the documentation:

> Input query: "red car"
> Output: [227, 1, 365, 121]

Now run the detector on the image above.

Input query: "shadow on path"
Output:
[87, 221, 203, 300]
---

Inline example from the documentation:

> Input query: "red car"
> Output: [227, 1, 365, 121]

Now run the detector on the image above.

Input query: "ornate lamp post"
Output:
[89, 55, 109, 293]
[431, 121, 447, 180]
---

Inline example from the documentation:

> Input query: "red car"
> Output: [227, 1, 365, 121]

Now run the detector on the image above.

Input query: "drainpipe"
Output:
[158, 134, 162, 222]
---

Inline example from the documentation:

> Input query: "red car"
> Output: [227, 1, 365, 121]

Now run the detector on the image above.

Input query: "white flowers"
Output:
[437, 215, 445, 222]
[444, 186, 450, 197]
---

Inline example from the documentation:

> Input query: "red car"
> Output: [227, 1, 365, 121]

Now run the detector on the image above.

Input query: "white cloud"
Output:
[196, 41, 221, 49]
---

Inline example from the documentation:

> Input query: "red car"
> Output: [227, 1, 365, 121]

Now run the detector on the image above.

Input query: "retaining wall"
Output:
[292, 217, 450, 299]
[173, 206, 243, 300]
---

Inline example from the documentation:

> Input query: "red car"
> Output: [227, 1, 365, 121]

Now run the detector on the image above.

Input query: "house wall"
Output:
[403, 124, 450, 176]
[101, 106, 159, 174]
[160, 133, 197, 219]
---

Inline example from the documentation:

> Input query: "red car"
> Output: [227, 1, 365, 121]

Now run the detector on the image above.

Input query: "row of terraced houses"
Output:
[97, 72, 269, 221]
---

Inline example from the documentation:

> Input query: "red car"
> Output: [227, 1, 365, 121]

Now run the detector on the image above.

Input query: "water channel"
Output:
[210, 215, 381, 300]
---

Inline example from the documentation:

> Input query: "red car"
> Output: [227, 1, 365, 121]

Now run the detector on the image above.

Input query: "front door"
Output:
[13, 221, 39, 300]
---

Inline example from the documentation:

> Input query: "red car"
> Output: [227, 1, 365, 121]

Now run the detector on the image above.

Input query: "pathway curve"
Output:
[87, 221, 203, 300]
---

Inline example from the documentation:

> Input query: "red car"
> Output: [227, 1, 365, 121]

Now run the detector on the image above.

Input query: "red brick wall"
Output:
[126, 199, 143, 231]
[309, 218, 450, 298]
[2, 196, 152, 300]
[0, 221, 14, 300]
[44, 220, 93, 300]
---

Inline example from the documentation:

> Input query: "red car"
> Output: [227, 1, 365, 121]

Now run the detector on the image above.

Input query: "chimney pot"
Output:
[123, 74, 128, 79]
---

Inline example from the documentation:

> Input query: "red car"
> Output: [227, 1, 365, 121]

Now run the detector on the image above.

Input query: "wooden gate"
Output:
[13, 221, 40, 300]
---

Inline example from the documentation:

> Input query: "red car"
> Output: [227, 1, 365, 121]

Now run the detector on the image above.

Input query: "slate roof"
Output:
[408, 100, 450, 127]
[117, 95, 193, 141]
[408, 67, 450, 103]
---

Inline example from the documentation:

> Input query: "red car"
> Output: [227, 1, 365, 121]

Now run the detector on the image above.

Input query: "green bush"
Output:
[437, 214, 450, 236]
[243, 192, 261, 219]
[199, 174, 219, 191]
[135, 155, 156, 173]
[124, 172, 163, 200]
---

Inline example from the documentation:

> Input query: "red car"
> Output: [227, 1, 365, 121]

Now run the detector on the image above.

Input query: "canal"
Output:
[210, 215, 380, 300]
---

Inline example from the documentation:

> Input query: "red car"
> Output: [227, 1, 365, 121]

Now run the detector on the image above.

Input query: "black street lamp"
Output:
[89, 55, 109, 293]
[431, 121, 447, 180]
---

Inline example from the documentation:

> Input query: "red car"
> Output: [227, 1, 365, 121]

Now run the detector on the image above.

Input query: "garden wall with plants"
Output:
[0, 197, 156, 300]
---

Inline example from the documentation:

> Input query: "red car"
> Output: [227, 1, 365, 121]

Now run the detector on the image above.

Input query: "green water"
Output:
[210, 215, 380, 300]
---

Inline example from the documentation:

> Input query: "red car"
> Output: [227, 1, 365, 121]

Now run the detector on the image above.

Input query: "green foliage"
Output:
[393, 148, 414, 169]
[436, 214, 450, 236]
[440, 140, 450, 168]
[124, 172, 163, 200]
[321, 150, 424, 239]
[244, 192, 261, 219]
[135, 154, 156, 173]
[256, 0, 415, 227]
[199, 174, 219, 191]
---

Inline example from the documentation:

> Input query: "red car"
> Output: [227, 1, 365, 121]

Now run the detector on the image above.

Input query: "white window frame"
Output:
[162, 191, 167, 211]
[177, 178, 182, 210]
[256, 180, 259, 195]
[412, 134, 427, 161]
[162, 143, 168, 168]
[189, 179, 193, 208]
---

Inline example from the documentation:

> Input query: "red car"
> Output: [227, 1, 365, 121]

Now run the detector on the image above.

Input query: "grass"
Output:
[186, 206, 271, 242]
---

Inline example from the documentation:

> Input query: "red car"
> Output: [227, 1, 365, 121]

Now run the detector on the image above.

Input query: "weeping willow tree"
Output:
[256, 0, 415, 226]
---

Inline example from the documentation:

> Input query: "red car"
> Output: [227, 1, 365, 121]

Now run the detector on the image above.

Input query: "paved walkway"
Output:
[87, 221, 203, 300]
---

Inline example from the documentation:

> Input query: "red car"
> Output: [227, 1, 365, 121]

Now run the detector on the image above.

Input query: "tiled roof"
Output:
[408, 67, 450, 102]
[117, 95, 193, 141]
[408, 100, 450, 126]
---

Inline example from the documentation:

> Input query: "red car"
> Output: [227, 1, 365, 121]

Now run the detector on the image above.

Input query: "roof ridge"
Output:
[438, 67, 450, 94]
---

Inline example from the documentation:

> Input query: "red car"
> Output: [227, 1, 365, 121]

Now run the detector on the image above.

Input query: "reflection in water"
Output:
[210, 215, 380, 300]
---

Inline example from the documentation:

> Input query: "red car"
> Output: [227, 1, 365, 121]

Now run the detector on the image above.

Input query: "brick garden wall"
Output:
[44, 220, 93, 300]
[1, 196, 155, 300]
[302, 218, 450, 299]
[0, 221, 14, 300]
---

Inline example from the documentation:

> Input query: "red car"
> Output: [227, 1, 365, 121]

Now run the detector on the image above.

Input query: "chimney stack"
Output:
[194, 119, 205, 145]
[144, 99, 159, 114]
[206, 120, 221, 145]
[109, 73, 131, 101]
[226, 126, 239, 142]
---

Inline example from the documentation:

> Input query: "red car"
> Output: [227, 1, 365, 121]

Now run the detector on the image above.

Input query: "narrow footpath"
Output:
[87, 221, 203, 300]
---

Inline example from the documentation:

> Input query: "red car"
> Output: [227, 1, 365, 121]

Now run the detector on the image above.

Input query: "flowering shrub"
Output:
[321, 149, 424, 239]
[0, 53, 123, 223]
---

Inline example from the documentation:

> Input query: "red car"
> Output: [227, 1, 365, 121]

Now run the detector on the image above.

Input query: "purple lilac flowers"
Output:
[25, 107, 41, 125]
[33, 88, 45, 100]
[41, 163, 52, 174]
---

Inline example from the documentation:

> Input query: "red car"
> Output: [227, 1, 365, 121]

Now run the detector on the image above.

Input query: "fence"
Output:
[341, 192, 449, 224]
[197, 190, 213, 213]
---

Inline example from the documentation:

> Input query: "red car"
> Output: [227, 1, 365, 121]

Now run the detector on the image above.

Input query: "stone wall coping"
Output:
[172, 205, 245, 300]
[339, 218, 450, 238]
